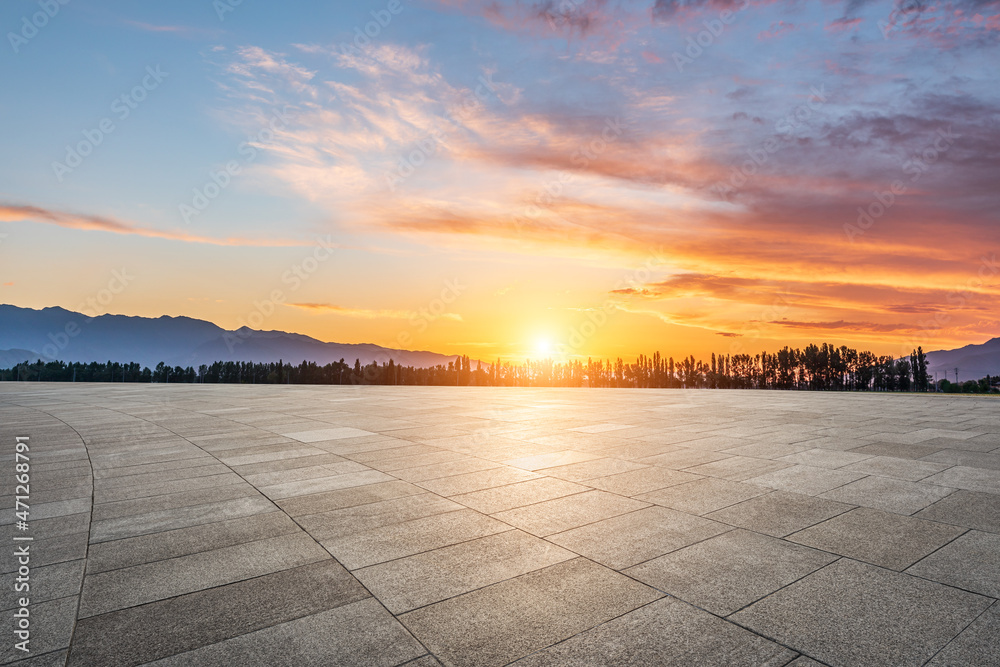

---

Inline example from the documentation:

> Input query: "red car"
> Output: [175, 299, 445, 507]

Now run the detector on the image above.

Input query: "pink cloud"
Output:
[0, 203, 310, 247]
[757, 20, 797, 40]
[825, 17, 862, 32]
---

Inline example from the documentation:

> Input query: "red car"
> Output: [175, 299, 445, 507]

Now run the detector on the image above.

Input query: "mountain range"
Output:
[924, 337, 1000, 383]
[2, 304, 999, 380]
[0, 305, 462, 370]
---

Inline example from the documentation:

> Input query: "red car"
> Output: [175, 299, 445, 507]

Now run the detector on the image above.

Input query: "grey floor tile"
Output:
[747, 465, 866, 496]
[915, 489, 1000, 533]
[0, 513, 89, 544]
[92, 463, 230, 491]
[540, 457, 648, 482]
[684, 456, 791, 482]
[839, 455, 951, 482]
[503, 450, 603, 471]
[0, 498, 90, 525]
[512, 596, 797, 667]
[1, 559, 83, 611]
[393, 458, 501, 483]
[492, 490, 649, 537]
[777, 449, 874, 469]
[636, 448, 731, 469]
[145, 599, 424, 667]
[731, 559, 992, 667]
[1, 533, 88, 574]
[85, 511, 300, 574]
[275, 479, 425, 516]
[907, 530, 1000, 597]
[819, 475, 956, 515]
[625, 529, 836, 616]
[449, 477, 589, 514]
[282, 426, 377, 442]
[719, 441, 812, 459]
[241, 461, 369, 487]
[4, 649, 69, 667]
[414, 466, 540, 496]
[89, 495, 275, 543]
[400, 558, 662, 667]
[321, 509, 510, 570]
[788, 507, 966, 570]
[257, 469, 397, 500]
[367, 449, 468, 472]
[921, 450, 1000, 469]
[548, 505, 731, 569]
[79, 533, 329, 617]
[92, 473, 244, 504]
[0, 597, 78, 665]
[67, 560, 371, 666]
[91, 483, 260, 522]
[636, 478, 770, 515]
[921, 466, 1000, 494]
[706, 491, 854, 537]
[849, 442, 946, 459]
[584, 466, 701, 496]
[925, 605, 1000, 667]
[355, 530, 575, 613]
[297, 493, 463, 541]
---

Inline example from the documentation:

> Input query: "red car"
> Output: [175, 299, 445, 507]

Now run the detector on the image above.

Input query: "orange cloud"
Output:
[0, 203, 309, 247]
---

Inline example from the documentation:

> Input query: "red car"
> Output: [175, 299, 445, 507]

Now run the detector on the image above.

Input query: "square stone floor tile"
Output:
[275, 480, 425, 516]
[819, 475, 956, 515]
[415, 467, 541, 496]
[67, 560, 370, 666]
[777, 449, 874, 469]
[849, 442, 946, 460]
[282, 427, 378, 442]
[450, 477, 589, 514]
[731, 558, 992, 667]
[719, 442, 812, 459]
[920, 466, 1000, 494]
[511, 597, 796, 667]
[705, 491, 854, 537]
[79, 533, 330, 617]
[540, 457, 648, 482]
[399, 558, 662, 667]
[925, 605, 1000, 667]
[636, 448, 732, 469]
[548, 505, 731, 569]
[636, 478, 770, 515]
[683, 456, 791, 482]
[146, 598, 425, 667]
[907, 530, 1000, 597]
[625, 529, 836, 616]
[914, 489, 1000, 533]
[321, 509, 510, 570]
[747, 465, 866, 496]
[297, 493, 463, 541]
[503, 450, 603, 471]
[788, 507, 966, 571]
[492, 490, 649, 537]
[354, 530, 576, 613]
[584, 466, 702, 496]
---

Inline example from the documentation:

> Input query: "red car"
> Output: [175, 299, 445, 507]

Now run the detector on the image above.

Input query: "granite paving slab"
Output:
[2, 385, 998, 666]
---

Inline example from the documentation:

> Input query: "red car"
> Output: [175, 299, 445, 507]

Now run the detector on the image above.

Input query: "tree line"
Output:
[2, 343, 997, 393]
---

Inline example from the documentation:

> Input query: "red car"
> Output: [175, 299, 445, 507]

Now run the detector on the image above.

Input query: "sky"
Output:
[1, 0, 999, 363]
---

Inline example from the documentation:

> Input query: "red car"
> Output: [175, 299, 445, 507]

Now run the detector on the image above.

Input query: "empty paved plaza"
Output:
[2, 384, 999, 666]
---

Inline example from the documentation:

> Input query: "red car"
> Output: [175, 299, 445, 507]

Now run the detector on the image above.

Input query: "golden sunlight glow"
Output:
[535, 338, 553, 357]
